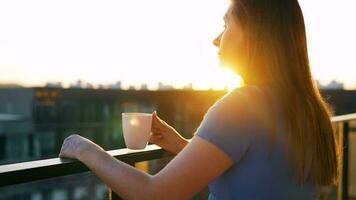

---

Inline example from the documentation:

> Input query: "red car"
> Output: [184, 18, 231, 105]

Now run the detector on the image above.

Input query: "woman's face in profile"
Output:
[213, 5, 245, 71]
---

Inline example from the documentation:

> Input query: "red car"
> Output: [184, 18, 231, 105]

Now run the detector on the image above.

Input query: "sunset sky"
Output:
[0, 0, 355, 90]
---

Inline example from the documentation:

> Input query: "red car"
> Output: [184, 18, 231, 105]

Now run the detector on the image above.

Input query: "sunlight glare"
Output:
[215, 68, 243, 90]
[192, 64, 243, 91]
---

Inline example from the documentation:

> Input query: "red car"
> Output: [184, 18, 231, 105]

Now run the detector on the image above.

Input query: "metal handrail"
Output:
[331, 113, 356, 123]
[0, 144, 172, 187]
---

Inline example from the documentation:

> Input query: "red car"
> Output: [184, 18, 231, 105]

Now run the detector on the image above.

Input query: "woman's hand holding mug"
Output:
[150, 111, 188, 155]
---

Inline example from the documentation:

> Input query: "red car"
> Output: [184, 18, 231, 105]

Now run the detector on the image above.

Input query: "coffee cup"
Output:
[122, 113, 153, 150]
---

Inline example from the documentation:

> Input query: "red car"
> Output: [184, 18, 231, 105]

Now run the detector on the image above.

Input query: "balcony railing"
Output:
[331, 113, 356, 200]
[0, 144, 174, 200]
[0, 113, 356, 200]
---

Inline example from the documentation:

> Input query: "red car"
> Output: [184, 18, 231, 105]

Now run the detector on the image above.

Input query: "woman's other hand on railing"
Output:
[150, 111, 188, 155]
[59, 134, 104, 160]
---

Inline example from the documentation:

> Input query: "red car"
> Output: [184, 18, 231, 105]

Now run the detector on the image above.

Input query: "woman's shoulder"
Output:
[208, 85, 277, 125]
[205, 86, 260, 122]
[214, 85, 267, 110]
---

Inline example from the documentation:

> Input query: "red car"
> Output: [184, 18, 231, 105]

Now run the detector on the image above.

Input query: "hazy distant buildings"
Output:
[318, 80, 344, 90]
[128, 85, 136, 90]
[69, 80, 94, 89]
[109, 81, 122, 89]
[0, 84, 23, 88]
[325, 80, 344, 90]
[86, 83, 94, 89]
[70, 80, 84, 88]
[140, 83, 148, 90]
[158, 82, 174, 90]
[0, 88, 35, 163]
[45, 82, 63, 88]
[39, 80, 197, 90]
[98, 84, 106, 89]
[183, 83, 193, 90]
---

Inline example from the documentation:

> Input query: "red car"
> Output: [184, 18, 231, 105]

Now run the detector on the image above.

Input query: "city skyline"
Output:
[0, 0, 356, 90]
[0, 78, 346, 91]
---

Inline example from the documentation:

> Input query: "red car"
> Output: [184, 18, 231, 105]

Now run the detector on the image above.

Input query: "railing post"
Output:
[108, 186, 123, 200]
[341, 122, 349, 200]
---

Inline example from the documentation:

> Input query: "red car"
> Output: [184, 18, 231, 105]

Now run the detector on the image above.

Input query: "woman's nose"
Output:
[213, 34, 221, 47]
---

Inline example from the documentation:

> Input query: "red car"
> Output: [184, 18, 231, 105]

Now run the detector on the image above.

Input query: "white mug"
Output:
[122, 113, 153, 150]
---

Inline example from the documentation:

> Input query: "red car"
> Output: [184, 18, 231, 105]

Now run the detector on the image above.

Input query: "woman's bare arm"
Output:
[61, 135, 234, 200]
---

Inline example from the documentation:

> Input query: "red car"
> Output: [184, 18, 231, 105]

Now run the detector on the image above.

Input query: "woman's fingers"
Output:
[149, 134, 163, 143]
[151, 129, 163, 136]
[151, 124, 161, 132]
[152, 112, 162, 124]
[150, 114, 164, 143]
[151, 134, 163, 139]
[152, 111, 166, 129]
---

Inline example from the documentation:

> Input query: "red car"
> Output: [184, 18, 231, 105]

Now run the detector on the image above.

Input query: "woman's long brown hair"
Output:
[231, 0, 339, 186]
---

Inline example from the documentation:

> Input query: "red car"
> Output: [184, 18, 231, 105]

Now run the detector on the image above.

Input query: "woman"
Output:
[59, 0, 339, 199]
